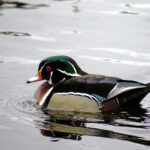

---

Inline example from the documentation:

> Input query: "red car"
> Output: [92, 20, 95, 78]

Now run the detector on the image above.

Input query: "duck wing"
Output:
[107, 80, 146, 99]
[53, 75, 117, 99]
[53, 75, 147, 101]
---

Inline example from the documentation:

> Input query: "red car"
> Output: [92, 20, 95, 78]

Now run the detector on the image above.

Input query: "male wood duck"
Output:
[27, 55, 150, 113]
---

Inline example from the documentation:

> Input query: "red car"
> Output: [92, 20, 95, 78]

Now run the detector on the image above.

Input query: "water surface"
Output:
[0, 0, 150, 149]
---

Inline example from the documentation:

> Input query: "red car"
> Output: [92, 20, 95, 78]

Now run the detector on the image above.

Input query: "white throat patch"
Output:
[48, 71, 53, 85]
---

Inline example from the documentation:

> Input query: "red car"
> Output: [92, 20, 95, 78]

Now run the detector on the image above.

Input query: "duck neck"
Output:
[48, 66, 88, 86]
[77, 69, 88, 76]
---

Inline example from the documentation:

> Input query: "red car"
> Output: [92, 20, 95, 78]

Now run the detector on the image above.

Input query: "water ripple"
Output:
[0, 96, 47, 126]
[130, 4, 150, 9]
[30, 34, 56, 42]
[0, 1, 48, 9]
[39, 48, 72, 54]
[89, 48, 150, 59]
[79, 55, 150, 66]
[0, 31, 30, 37]
[0, 56, 39, 64]
[120, 10, 139, 15]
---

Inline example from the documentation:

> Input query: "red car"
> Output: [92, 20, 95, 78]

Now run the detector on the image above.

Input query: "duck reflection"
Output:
[35, 106, 150, 146]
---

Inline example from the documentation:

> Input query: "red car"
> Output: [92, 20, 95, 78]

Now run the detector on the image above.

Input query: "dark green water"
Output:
[0, 0, 150, 149]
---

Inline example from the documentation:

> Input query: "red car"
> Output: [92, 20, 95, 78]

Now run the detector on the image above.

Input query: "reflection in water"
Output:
[0, 0, 48, 9]
[125, 4, 131, 8]
[35, 105, 150, 146]
[72, 0, 80, 13]
[126, 4, 150, 9]
[121, 10, 139, 15]
[0, 59, 4, 63]
[120, 4, 141, 15]
[0, 31, 30, 37]
[72, 5, 80, 13]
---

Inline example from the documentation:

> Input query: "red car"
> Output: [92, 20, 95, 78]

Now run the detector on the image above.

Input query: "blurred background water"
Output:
[0, 0, 150, 149]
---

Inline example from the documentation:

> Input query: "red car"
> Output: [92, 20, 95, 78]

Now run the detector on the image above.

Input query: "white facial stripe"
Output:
[56, 69, 80, 77]
[40, 61, 51, 70]
[67, 61, 77, 74]
[39, 87, 53, 106]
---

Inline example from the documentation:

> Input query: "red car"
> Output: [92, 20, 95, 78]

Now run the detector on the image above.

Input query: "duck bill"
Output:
[27, 69, 42, 83]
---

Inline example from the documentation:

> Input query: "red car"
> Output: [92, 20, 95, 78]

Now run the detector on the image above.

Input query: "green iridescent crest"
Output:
[38, 55, 79, 74]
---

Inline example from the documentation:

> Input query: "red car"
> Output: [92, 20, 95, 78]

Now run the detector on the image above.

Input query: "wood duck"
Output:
[27, 55, 150, 113]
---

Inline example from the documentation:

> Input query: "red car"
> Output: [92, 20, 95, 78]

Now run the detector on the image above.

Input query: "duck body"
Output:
[37, 75, 150, 113]
[27, 55, 150, 113]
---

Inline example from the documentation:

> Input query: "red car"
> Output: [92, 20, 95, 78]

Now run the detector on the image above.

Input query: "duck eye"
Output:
[45, 66, 51, 71]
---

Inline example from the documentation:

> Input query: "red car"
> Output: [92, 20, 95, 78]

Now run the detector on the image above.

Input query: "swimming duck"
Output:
[27, 55, 150, 113]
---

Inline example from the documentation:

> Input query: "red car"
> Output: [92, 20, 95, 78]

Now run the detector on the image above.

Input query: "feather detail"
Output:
[107, 82, 146, 99]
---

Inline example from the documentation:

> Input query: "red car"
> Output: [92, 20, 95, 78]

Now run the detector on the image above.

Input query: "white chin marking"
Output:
[48, 71, 53, 85]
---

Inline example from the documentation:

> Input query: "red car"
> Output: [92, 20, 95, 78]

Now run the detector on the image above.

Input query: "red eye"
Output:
[45, 66, 51, 71]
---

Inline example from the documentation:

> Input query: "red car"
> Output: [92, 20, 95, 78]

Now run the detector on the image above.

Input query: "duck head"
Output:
[27, 55, 87, 85]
